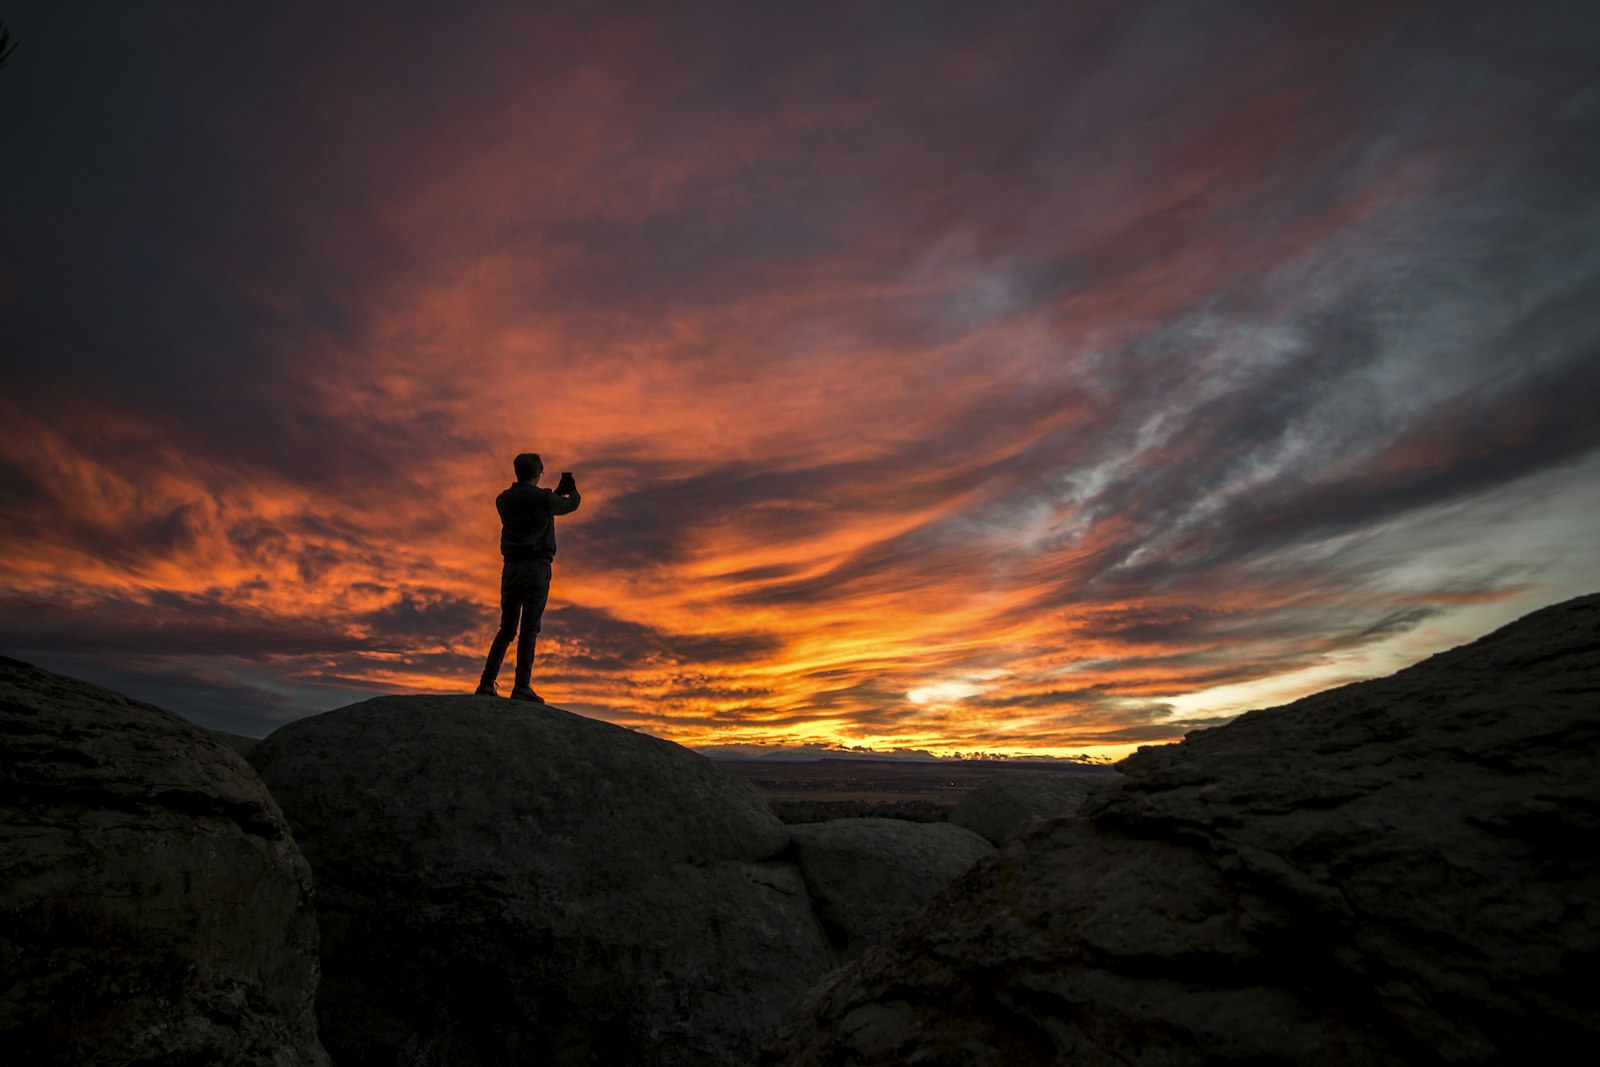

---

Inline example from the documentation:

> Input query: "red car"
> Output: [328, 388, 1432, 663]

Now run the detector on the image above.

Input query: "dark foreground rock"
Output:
[948, 773, 1098, 845]
[769, 797, 950, 824]
[763, 593, 1600, 1065]
[0, 658, 327, 1067]
[788, 818, 993, 960]
[249, 695, 831, 1067]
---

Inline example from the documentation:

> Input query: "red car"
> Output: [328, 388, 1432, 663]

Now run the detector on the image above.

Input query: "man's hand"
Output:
[555, 471, 577, 496]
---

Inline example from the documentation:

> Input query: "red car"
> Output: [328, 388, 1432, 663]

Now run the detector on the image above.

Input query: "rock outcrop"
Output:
[948, 773, 1098, 845]
[248, 695, 831, 1067]
[0, 657, 327, 1067]
[763, 592, 1600, 1065]
[788, 818, 993, 960]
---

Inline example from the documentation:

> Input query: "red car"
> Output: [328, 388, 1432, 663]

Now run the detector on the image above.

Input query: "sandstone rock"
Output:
[948, 773, 1098, 845]
[787, 818, 993, 960]
[248, 694, 829, 1067]
[768, 797, 949, 824]
[0, 657, 327, 1067]
[554, 860, 830, 1063]
[764, 593, 1600, 1065]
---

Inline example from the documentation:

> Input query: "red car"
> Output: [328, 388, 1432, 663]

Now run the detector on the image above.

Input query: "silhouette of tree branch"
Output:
[0, 23, 18, 72]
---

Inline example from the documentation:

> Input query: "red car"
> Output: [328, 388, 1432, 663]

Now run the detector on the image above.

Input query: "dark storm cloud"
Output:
[647, 676, 773, 703]
[0, 485, 206, 571]
[0, 590, 366, 659]
[1, 6, 341, 392]
[359, 591, 484, 643]
[549, 603, 781, 672]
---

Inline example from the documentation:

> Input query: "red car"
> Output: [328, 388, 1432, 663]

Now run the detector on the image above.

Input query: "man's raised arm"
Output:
[550, 485, 581, 515]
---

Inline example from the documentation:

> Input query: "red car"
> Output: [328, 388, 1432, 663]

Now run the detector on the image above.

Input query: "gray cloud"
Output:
[548, 603, 782, 671]
[0, 591, 366, 660]
[360, 591, 484, 644]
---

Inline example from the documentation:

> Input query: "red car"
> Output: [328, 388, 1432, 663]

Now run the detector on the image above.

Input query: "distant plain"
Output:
[720, 758, 1119, 822]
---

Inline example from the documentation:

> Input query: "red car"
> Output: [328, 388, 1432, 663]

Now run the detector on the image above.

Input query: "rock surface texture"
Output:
[788, 818, 993, 960]
[0, 658, 327, 1067]
[248, 695, 830, 1067]
[948, 773, 1099, 845]
[763, 593, 1600, 1065]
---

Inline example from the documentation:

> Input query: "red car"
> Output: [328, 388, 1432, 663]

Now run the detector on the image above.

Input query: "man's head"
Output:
[513, 453, 544, 483]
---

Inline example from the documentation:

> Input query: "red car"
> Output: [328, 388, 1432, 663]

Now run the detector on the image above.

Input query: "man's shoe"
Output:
[474, 681, 499, 696]
[509, 686, 545, 704]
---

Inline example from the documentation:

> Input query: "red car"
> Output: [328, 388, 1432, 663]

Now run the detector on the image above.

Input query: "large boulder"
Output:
[763, 592, 1600, 1065]
[248, 694, 830, 1066]
[787, 818, 992, 960]
[948, 774, 1098, 845]
[0, 658, 327, 1067]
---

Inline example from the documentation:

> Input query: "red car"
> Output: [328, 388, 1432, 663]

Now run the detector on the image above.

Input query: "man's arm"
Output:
[549, 487, 581, 515]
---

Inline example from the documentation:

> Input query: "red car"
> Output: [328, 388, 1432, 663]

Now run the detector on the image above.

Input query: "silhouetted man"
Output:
[476, 452, 581, 702]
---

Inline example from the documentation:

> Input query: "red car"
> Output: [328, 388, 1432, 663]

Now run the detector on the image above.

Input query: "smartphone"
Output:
[556, 471, 576, 494]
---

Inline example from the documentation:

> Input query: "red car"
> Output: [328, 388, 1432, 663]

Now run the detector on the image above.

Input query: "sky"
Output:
[2, 1, 1597, 759]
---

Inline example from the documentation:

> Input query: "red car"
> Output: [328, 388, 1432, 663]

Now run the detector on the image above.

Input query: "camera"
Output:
[555, 471, 576, 495]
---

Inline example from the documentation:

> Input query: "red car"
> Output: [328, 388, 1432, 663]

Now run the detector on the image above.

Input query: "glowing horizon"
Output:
[2, 2, 1598, 756]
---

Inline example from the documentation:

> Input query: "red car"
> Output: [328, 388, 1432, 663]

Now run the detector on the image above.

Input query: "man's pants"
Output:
[480, 559, 552, 689]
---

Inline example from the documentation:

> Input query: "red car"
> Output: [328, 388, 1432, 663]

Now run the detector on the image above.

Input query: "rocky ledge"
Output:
[1, 666, 995, 1067]
[0, 657, 327, 1067]
[763, 592, 1600, 1065]
[247, 695, 994, 1066]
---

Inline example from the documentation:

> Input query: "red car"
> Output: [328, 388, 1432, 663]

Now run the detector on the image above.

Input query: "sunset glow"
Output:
[3, 2, 1597, 756]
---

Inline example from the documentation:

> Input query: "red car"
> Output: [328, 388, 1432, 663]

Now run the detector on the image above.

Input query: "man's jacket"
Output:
[497, 481, 581, 562]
